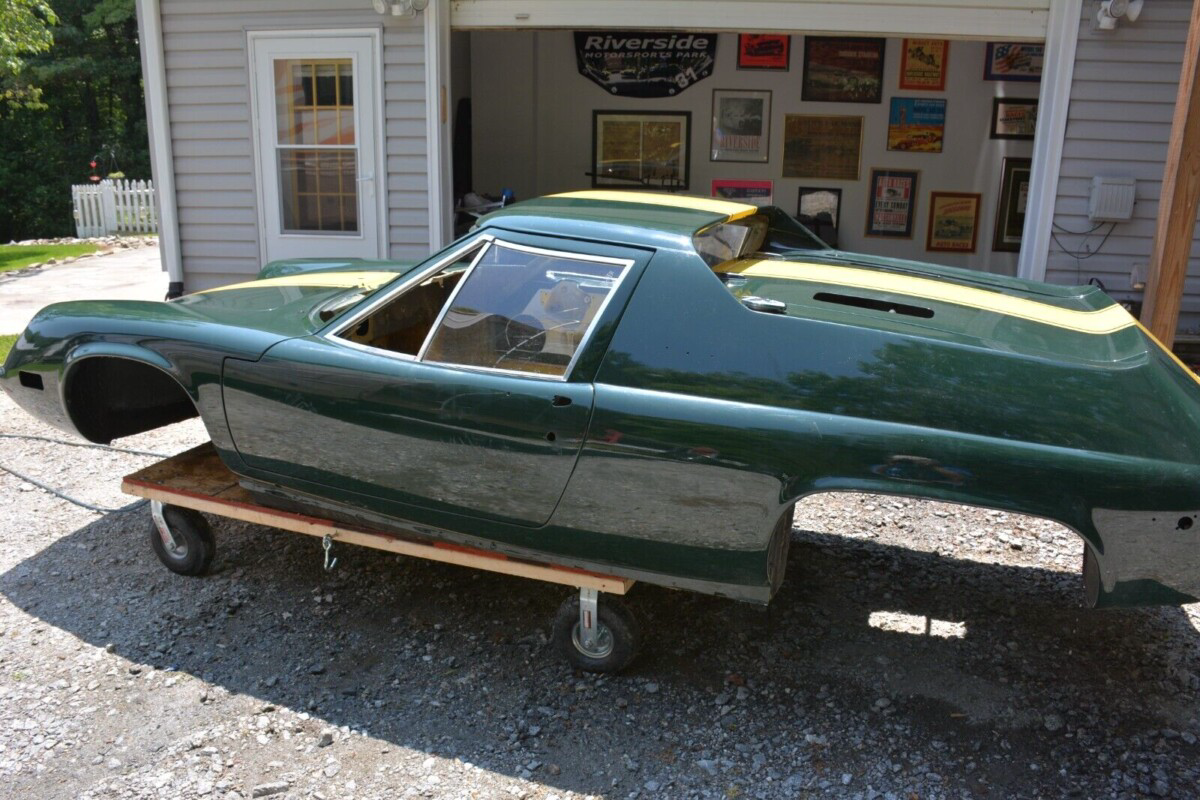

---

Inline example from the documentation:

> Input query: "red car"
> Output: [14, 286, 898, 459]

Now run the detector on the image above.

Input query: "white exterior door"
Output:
[250, 31, 384, 263]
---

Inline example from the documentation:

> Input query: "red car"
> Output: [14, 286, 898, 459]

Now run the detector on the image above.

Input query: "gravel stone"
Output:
[1, 391, 1199, 799]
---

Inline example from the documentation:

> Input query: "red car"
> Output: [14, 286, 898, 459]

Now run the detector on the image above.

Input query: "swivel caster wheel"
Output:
[552, 588, 641, 673]
[148, 501, 215, 576]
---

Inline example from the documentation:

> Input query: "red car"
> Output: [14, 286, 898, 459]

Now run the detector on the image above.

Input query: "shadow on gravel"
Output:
[4, 508, 1199, 796]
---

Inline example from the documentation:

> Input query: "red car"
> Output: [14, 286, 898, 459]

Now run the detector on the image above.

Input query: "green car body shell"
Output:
[3, 192, 1200, 608]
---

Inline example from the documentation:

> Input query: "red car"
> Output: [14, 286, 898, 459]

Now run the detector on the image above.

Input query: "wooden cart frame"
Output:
[122, 444, 641, 671]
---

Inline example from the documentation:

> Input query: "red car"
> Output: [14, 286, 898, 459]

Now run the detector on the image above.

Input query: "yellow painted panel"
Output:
[736, 260, 1136, 335]
[549, 191, 757, 221]
[197, 271, 399, 294]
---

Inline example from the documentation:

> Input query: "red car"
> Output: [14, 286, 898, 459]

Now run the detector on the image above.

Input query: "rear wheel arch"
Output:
[62, 354, 199, 444]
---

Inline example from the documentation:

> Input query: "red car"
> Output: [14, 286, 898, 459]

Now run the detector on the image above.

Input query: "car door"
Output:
[222, 233, 645, 527]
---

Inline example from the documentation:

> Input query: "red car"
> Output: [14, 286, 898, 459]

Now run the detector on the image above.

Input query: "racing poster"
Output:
[574, 31, 717, 97]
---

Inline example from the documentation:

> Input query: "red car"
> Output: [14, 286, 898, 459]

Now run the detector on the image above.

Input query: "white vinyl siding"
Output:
[1046, 1, 1200, 331]
[159, 0, 430, 291]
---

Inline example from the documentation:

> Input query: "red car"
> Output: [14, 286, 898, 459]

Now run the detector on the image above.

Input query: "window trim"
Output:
[326, 235, 635, 382]
[324, 234, 493, 361]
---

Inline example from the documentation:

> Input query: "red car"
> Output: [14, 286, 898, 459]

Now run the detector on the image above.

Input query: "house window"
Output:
[274, 59, 359, 233]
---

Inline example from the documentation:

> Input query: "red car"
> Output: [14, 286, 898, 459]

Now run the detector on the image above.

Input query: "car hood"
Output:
[8, 269, 416, 368]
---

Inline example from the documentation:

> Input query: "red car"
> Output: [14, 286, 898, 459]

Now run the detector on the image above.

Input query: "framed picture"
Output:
[797, 187, 842, 228]
[802, 37, 886, 103]
[887, 97, 946, 152]
[782, 114, 863, 180]
[926, 192, 982, 252]
[990, 98, 1037, 140]
[993, 157, 1031, 252]
[710, 89, 772, 162]
[899, 39, 948, 91]
[984, 42, 1043, 82]
[738, 34, 790, 70]
[591, 110, 691, 190]
[866, 168, 919, 238]
[712, 179, 773, 206]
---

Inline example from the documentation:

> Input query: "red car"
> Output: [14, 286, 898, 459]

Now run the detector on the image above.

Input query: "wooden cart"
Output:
[122, 443, 641, 671]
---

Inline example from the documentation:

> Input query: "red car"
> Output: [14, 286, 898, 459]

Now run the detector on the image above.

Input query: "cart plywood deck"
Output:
[122, 443, 641, 671]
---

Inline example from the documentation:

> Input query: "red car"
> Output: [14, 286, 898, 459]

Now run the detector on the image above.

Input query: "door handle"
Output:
[551, 395, 572, 407]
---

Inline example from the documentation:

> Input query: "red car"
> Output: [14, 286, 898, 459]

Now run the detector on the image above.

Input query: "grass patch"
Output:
[0, 334, 17, 362]
[0, 243, 100, 273]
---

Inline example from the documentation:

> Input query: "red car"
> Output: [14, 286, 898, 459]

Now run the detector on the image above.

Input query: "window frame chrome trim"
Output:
[324, 235, 634, 382]
[322, 234, 494, 362]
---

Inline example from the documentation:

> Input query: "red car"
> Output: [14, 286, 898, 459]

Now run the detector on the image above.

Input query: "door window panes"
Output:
[274, 58, 358, 233]
[336, 245, 485, 355]
[422, 244, 628, 377]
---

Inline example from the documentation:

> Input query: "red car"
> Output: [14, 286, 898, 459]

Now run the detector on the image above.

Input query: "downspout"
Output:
[135, 0, 184, 298]
[424, 0, 453, 250]
[1018, 0, 1083, 282]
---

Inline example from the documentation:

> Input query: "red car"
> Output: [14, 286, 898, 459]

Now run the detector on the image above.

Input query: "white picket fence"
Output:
[72, 179, 158, 237]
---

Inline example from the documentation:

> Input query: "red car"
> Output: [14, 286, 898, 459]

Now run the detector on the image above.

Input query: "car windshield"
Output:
[692, 207, 828, 269]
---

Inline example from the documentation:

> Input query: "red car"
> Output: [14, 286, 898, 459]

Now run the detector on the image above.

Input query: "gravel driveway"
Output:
[1, 390, 1198, 799]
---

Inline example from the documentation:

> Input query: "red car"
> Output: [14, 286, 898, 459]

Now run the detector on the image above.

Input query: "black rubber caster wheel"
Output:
[552, 594, 641, 673]
[149, 504, 215, 576]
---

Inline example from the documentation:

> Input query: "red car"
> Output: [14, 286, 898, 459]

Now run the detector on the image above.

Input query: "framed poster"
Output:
[738, 34, 789, 70]
[797, 187, 842, 228]
[984, 42, 1043, 82]
[782, 114, 863, 180]
[574, 31, 716, 97]
[866, 168, 919, 238]
[801, 37, 886, 103]
[711, 89, 771, 162]
[990, 98, 1037, 140]
[591, 111, 691, 190]
[887, 97, 946, 152]
[899, 39, 948, 91]
[993, 157, 1031, 252]
[926, 192, 982, 252]
[712, 179, 773, 206]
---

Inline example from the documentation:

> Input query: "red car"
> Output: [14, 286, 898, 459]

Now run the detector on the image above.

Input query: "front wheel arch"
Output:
[62, 355, 199, 444]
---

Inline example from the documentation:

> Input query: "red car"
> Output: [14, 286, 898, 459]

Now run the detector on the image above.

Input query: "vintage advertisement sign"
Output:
[927, 192, 981, 252]
[711, 89, 771, 162]
[782, 114, 863, 180]
[712, 180, 773, 206]
[887, 98, 946, 152]
[737, 34, 790, 70]
[990, 98, 1037, 140]
[866, 168, 919, 238]
[575, 31, 716, 97]
[984, 42, 1043, 82]
[801, 37, 886, 103]
[899, 39, 948, 91]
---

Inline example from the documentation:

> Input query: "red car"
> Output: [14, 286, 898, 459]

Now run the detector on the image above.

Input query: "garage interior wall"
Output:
[1046, 0, 1200, 332]
[466, 30, 1038, 274]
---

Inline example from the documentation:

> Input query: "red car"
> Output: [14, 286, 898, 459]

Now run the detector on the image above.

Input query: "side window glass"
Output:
[422, 243, 627, 378]
[335, 243, 483, 355]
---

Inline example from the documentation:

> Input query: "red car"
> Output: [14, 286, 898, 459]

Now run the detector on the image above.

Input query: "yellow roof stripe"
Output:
[549, 191, 758, 221]
[736, 260, 1136, 335]
[197, 271, 399, 294]
[1135, 320, 1200, 387]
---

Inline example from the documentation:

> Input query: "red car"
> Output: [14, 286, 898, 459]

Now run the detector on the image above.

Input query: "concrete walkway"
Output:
[0, 244, 166, 333]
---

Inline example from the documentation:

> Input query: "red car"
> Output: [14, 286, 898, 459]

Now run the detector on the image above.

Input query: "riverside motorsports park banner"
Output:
[575, 31, 717, 97]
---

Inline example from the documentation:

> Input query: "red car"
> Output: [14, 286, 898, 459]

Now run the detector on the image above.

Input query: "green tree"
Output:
[0, 0, 146, 241]
[0, 0, 57, 75]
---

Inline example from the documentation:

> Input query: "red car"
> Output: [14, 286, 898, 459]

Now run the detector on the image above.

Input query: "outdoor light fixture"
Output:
[1095, 0, 1144, 30]
[372, 0, 429, 16]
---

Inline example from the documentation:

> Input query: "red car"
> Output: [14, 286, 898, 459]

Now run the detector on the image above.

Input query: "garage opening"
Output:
[448, 28, 1041, 276]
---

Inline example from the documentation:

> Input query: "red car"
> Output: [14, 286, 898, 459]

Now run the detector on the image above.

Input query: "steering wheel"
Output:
[502, 314, 547, 357]
[494, 314, 583, 367]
